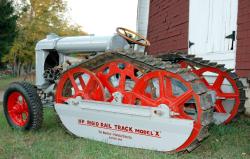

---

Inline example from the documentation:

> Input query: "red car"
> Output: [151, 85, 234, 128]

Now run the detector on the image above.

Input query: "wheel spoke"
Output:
[165, 77, 173, 97]
[78, 76, 86, 89]
[212, 75, 224, 89]
[170, 90, 193, 108]
[84, 77, 97, 94]
[119, 73, 126, 90]
[200, 77, 212, 88]
[217, 93, 238, 99]
[98, 75, 116, 93]
[134, 93, 158, 106]
[158, 73, 166, 98]
[215, 100, 227, 113]
[68, 73, 79, 94]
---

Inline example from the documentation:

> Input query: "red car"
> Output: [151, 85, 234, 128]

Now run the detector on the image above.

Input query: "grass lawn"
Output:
[0, 77, 19, 91]
[0, 74, 35, 91]
[0, 103, 249, 159]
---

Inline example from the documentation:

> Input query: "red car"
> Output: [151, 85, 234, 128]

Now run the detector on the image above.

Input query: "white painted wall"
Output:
[189, 0, 238, 69]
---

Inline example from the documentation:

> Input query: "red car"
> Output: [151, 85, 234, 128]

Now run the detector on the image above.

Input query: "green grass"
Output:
[0, 74, 35, 91]
[0, 77, 19, 91]
[0, 104, 249, 159]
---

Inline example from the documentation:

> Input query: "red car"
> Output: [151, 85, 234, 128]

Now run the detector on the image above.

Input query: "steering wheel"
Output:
[116, 27, 150, 47]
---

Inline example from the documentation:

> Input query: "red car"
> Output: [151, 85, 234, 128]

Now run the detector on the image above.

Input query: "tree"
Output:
[3, 0, 86, 76]
[0, 0, 18, 67]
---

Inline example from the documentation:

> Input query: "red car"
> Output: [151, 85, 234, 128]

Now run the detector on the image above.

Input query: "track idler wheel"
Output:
[55, 67, 105, 103]
[179, 61, 240, 124]
[194, 67, 240, 124]
[127, 70, 209, 152]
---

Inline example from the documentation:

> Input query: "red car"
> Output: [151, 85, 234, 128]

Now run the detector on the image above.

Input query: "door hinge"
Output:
[189, 41, 195, 48]
[225, 31, 236, 50]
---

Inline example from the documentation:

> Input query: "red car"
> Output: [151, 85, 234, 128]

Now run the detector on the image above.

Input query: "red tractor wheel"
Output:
[179, 61, 240, 124]
[7, 92, 29, 127]
[194, 67, 240, 124]
[3, 82, 43, 130]
[55, 67, 105, 103]
[127, 70, 204, 152]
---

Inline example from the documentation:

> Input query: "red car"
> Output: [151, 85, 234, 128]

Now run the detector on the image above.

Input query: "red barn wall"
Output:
[147, 0, 189, 55]
[236, 0, 250, 78]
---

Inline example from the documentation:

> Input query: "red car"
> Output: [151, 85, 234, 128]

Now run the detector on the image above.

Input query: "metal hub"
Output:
[7, 92, 29, 127]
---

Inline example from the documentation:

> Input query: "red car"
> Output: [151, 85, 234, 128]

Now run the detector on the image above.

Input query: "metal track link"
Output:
[186, 140, 200, 152]
[158, 52, 246, 114]
[56, 51, 215, 152]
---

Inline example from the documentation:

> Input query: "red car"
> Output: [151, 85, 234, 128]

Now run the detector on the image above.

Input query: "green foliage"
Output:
[0, 0, 18, 64]
[2, 0, 86, 75]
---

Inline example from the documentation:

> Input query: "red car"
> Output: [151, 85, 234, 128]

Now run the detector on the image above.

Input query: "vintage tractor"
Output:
[3, 27, 246, 152]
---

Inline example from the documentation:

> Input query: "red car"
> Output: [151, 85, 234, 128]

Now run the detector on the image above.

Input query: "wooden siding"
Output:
[147, 0, 189, 55]
[236, 0, 250, 78]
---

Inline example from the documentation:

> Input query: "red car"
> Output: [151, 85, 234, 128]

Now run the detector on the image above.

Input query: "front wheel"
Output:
[3, 82, 43, 130]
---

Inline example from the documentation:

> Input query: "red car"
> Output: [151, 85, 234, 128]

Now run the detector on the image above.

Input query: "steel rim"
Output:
[7, 91, 29, 127]
[55, 67, 105, 103]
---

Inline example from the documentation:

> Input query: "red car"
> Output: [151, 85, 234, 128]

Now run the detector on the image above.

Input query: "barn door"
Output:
[188, 0, 238, 69]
